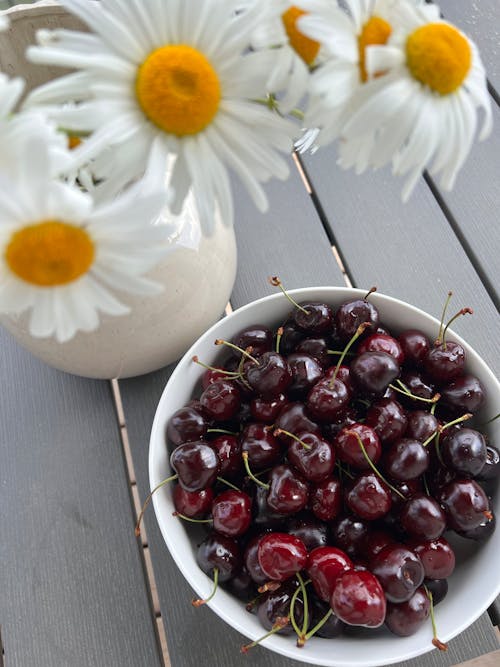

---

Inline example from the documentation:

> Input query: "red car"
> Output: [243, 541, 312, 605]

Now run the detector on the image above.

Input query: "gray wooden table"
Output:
[0, 1, 499, 666]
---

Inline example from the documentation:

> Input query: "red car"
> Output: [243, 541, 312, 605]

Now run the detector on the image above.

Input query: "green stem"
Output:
[242, 452, 269, 489]
[424, 585, 448, 651]
[305, 608, 334, 640]
[346, 430, 405, 499]
[269, 276, 310, 314]
[390, 381, 440, 404]
[216, 476, 241, 491]
[135, 474, 178, 537]
[296, 573, 309, 646]
[214, 339, 260, 365]
[331, 322, 370, 385]
[436, 291, 453, 345]
[173, 512, 212, 524]
[192, 568, 219, 607]
[274, 428, 311, 450]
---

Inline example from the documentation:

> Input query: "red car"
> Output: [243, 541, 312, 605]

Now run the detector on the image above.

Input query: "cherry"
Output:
[331, 570, 386, 628]
[425, 341, 465, 384]
[257, 532, 308, 581]
[400, 493, 446, 540]
[309, 477, 342, 521]
[385, 587, 430, 637]
[441, 374, 486, 415]
[287, 352, 324, 397]
[334, 423, 381, 469]
[170, 441, 220, 492]
[201, 367, 229, 390]
[249, 484, 287, 529]
[335, 298, 380, 342]
[166, 405, 208, 448]
[287, 514, 329, 551]
[212, 490, 252, 537]
[398, 329, 430, 366]
[257, 578, 305, 636]
[399, 370, 436, 404]
[424, 578, 448, 605]
[384, 438, 430, 480]
[173, 484, 213, 519]
[358, 333, 405, 365]
[330, 515, 370, 560]
[293, 301, 334, 334]
[200, 379, 241, 421]
[365, 398, 408, 444]
[287, 431, 335, 483]
[477, 445, 500, 481]
[278, 320, 305, 354]
[405, 410, 438, 441]
[360, 530, 395, 560]
[196, 532, 242, 582]
[310, 598, 345, 638]
[240, 423, 282, 470]
[441, 428, 487, 477]
[231, 324, 273, 358]
[350, 351, 400, 396]
[438, 479, 491, 532]
[295, 337, 331, 367]
[275, 401, 321, 444]
[249, 393, 287, 423]
[243, 533, 269, 585]
[267, 464, 309, 515]
[370, 544, 424, 603]
[306, 546, 353, 602]
[408, 537, 455, 580]
[345, 473, 392, 520]
[245, 351, 292, 398]
[306, 377, 351, 422]
[456, 512, 496, 541]
[210, 435, 242, 478]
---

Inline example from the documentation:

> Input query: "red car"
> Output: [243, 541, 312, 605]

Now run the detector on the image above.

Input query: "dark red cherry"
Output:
[330, 515, 370, 560]
[200, 379, 241, 421]
[408, 537, 455, 580]
[310, 598, 345, 638]
[385, 587, 430, 637]
[166, 406, 208, 448]
[331, 570, 386, 628]
[294, 301, 334, 334]
[441, 374, 486, 415]
[370, 544, 424, 603]
[306, 546, 353, 602]
[249, 483, 287, 529]
[257, 532, 308, 581]
[306, 377, 351, 422]
[350, 351, 400, 396]
[244, 533, 269, 585]
[398, 329, 430, 366]
[170, 441, 220, 492]
[210, 435, 242, 477]
[231, 324, 273, 358]
[196, 532, 241, 582]
[245, 351, 292, 398]
[335, 298, 380, 342]
[438, 479, 490, 531]
[278, 320, 305, 354]
[201, 367, 228, 390]
[477, 445, 500, 481]
[399, 370, 436, 404]
[425, 341, 465, 384]
[275, 401, 321, 444]
[257, 578, 305, 636]
[267, 464, 309, 515]
[456, 511, 496, 541]
[405, 410, 438, 441]
[295, 337, 331, 367]
[345, 473, 392, 520]
[358, 333, 405, 365]
[441, 428, 487, 477]
[250, 393, 288, 423]
[365, 398, 408, 444]
[424, 578, 448, 605]
[212, 490, 252, 537]
[240, 423, 282, 470]
[173, 484, 213, 518]
[288, 432, 335, 483]
[334, 423, 381, 469]
[400, 493, 446, 540]
[287, 514, 329, 551]
[384, 438, 430, 481]
[310, 477, 342, 521]
[287, 352, 324, 397]
[360, 530, 395, 560]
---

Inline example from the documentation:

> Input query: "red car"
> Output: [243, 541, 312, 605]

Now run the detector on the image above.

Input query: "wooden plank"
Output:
[453, 649, 500, 667]
[439, 0, 500, 97]
[0, 330, 163, 667]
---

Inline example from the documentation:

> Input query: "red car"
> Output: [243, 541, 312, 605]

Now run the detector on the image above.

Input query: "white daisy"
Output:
[25, 0, 298, 235]
[339, 1, 492, 199]
[0, 137, 170, 343]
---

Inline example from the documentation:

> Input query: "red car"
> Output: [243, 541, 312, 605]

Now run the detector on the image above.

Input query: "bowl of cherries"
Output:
[148, 285, 500, 667]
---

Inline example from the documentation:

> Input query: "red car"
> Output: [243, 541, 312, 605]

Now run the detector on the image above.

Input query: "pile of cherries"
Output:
[162, 287, 498, 651]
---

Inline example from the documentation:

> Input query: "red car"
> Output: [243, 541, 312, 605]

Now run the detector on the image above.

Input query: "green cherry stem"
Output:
[436, 291, 453, 345]
[173, 512, 213, 524]
[192, 568, 219, 607]
[275, 326, 284, 354]
[216, 476, 241, 491]
[390, 381, 441, 404]
[135, 473, 178, 537]
[331, 322, 370, 386]
[346, 430, 405, 499]
[192, 355, 240, 378]
[269, 275, 310, 314]
[441, 307, 473, 348]
[242, 452, 270, 490]
[240, 616, 290, 653]
[297, 573, 310, 647]
[214, 339, 260, 365]
[207, 428, 239, 436]
[273, 428, 311, 450]
[304, 608, 334, 640]
[424, 585, 448, 651]
[335, 461, 354, 480]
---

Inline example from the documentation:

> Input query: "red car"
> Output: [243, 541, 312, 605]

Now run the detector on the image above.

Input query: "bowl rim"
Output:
[149, 286, 500, 667]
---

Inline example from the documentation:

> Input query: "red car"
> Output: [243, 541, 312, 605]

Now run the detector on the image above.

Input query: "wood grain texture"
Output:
[0, 330, 163, 667]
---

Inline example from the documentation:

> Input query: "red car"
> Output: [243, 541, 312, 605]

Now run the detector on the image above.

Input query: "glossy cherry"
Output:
[306, 377, 351, 422]
[200, 379, 241, 421]
[306, 546, 353, 602]
[249, 393, 288, 423]
[266, 464, 309, 515]
[400, 493, 446, 540]
[287, 431, 335, 483]
[370, 544, 424, 603]
[212, 490, 252, 537]
[398, 329, 430, 366]
[166, 405, 208, 448]
[294, 301, 334, 334]
[287, 352, 324, 397]
[173, 484, 213, 519]
[309, 477, 342, 521]
[287, 514, 329, 551]
[350, 351, 400, 396]
[425, 341, 465, 384]
[170, 441, 220, 492]
[257, 532, 308, 581]
[231, 324, 273, 358]
[275, 401, 321, 444]
[365, 398, 408, 444]
[240, 423, 282, 470]
[441, 374, 486, 415]
[358, 333, 405, 365]
[257, 578, 305, 636]
[408, 537, 456, 580]
[210, 435, 242, 477]
[385, 587, 430, 637]
[384, 438, 430, 481]
[345, 473, 392, 520]
[335, 298, 380, 342]
[245, 351, 292, 398]
[331, 570, 386, 628]
[438, 479, 490, 532]
[334, 423, 381, 469]
[441, 428, 487, 477]
[196, 532, 242, 582]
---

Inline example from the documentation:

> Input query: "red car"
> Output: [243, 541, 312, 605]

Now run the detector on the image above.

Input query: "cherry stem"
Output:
[305, 607, 334, 640]
[336, 461, 354, 480]
[258, 580, 281, 594]
[269, 275, 309, 315]
[289, 576, 311, 646]
[422, 473, 431, 496]
[440, 413, 473, 433]
[192, 356, 240, 378]
[364, 286, 377, 301]
[216, 476, 241, 491]
[346, 430, 405, 499]
[242, 452, 269, 489]
[273, 428, 311, 450]
[207, 428, 239, 436]
[214, 339, 260, 365]
[192, 568, 219, 607]
[482, 412, 500, 425]
[331, 322, 370, 386]
[436, 291, 453, 345]
[327, 350, 355, 357]
[391, 380, 441, 404]
[275, 326, 284, 354]
[240, 616, 289, 653]
[424, 585, 448, 651]
[135, 474, 178, 537]
[440, 308, 473, 348]
[173, 512, 213, 524]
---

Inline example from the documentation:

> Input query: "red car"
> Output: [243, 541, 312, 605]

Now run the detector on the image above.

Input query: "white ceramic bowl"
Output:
[149, 287, 500, 667]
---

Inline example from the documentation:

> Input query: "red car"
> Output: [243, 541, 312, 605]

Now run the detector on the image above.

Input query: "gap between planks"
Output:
[110, 378, 171, 667]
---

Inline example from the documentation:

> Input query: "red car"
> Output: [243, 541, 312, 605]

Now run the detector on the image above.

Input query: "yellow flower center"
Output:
[406, 23, 471, 95]
[282, 7, 320, 66]
[358, 16, 392, 82]
[67, 135, 82, 150]
[5, 220, 94, 286]
[135, 44, 221, 136]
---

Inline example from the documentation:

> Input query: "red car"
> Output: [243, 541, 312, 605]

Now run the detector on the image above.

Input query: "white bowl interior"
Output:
[149, 287, 500, 667]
